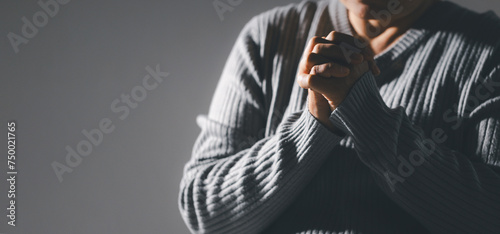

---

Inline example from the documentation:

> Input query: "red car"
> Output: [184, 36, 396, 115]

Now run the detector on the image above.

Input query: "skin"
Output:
[297, 0, 439, 132]
[344, 0, 439, 54]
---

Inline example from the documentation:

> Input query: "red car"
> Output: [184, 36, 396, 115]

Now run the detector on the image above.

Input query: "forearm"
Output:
[180, 110, 342, 233]
[330, 72, 500, 233]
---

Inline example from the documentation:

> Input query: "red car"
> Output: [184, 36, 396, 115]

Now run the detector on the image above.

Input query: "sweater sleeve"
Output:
[329, 68, 500, 233]
[178, 15, 343, 234]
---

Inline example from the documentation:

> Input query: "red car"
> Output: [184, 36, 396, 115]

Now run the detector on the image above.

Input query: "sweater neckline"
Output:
[327, 0, 448, 70]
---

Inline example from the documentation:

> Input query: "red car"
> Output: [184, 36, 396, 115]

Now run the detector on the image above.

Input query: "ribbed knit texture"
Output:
[179, 1, 500, 233]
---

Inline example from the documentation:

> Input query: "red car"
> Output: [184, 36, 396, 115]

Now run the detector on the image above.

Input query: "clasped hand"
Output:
[297, 31, 380, 132]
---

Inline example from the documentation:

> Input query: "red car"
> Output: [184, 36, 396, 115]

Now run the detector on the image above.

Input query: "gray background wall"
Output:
[1, 0, 499, 233]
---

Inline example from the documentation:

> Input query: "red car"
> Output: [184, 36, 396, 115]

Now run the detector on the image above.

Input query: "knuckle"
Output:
[312, 43, 322, 53]
[310, 36, 321, 44]
[305, 75, 314, 87]
[327, 31, 337, 39]
[312, 65, 321, 75]
[297, 73, 312, 88]
[305, 52, 315, 63]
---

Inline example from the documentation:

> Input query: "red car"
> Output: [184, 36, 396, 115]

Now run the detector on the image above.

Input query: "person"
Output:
[179, 0, 500, 233]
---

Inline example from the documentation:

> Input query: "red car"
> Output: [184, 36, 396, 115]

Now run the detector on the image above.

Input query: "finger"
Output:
[326, 31, 375, 63]
[304, 36, 335, 55]
[358, 43, 380, 76]
[325, 31, 370, 65]
[304, 34, 364, 70]
[325, 31, 363, 58]
[325, 31, 358, 46]
[352, 34, 381, 76]
[300, 36, 338, 73]
[297, 73, 326, 90]
[297, 72, 347, 92]
[311, 62, 350, 78]
[326, 31, 381, 75]
[302, 52, 332, 73]
[327, 32, 371, 62]
[312, 43, 364, 65]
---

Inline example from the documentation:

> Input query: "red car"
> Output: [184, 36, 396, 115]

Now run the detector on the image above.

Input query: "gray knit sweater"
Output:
[179, 1, 500, 233]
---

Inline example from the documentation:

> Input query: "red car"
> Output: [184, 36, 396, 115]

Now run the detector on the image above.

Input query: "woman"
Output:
[179, 0, 500, 233]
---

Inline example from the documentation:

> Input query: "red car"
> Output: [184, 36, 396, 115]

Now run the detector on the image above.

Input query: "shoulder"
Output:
[423, 2, 500, 79]
[429, 2, 500, 114]
[429, 1, 500, 47]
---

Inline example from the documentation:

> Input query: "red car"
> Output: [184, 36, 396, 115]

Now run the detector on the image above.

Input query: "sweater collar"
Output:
[327, 0, 447, 70]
